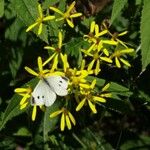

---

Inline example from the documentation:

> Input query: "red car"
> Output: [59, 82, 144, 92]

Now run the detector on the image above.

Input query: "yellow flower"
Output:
[83, 21, 117, 54]
[82, 45, 113, 75]
[26, 4, 55, 35]
[50, 108, 76, 131]
[43, 31, 66, 72]
[84, 21, 108, 44]
[110, 48, 134, 68]
[110, 31, 129, 48]
[14, 86, 45, 121]
[25, 56, 50, 78]
[102, 21, 129, 48]
[14, 87, 32, 109]
[49, 1, 82, 28]
[76, 80, 111, 113]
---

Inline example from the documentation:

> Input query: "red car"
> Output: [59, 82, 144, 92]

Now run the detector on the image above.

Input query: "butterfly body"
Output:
[31, 76, 68, 107]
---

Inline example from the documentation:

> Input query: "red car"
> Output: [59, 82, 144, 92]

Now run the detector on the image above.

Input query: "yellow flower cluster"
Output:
[26, 1, 82, 35]
[15, 1, 134, 131]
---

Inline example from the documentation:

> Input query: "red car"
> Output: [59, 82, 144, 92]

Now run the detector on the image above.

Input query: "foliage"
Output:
[0, 0, 150, 149]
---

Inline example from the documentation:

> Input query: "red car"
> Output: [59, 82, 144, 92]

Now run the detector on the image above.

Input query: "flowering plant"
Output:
[1, 0, 149, 149]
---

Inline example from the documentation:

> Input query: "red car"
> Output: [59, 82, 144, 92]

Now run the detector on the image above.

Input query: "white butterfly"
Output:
[31, 76, 68, 107]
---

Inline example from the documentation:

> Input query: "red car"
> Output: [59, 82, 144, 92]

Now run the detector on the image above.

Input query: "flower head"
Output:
[76, 80, 111, 113]
[14, 87, 32, 110]
[49, 1, 82, 28]
[110, 48, 134, 68]
[50, 107, 76, 131]
[26, 4, 55, 35]
[43, 31, 66, 72]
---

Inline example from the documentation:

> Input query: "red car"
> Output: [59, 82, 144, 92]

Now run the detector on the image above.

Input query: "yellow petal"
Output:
[96, 30, 107, 37]
[118, 31, 128, 36]
[79, 83, 90, 89]
[58, 31, 62, 49]
[90, 21, 95, 33]
[70, 13, 82, 18]
[102, 40, 117, 45]
[91, 79, 96, 89]
[88, 100, 97, 114]
[103, 48, 109, 56]
[87, 43, 96, 53]
[76, 98, 86, 111]
[95, 59, 100, 75]
[120, 58, 131, 67]
[20, 94, 30, 105]
[32, 105, 37, 121]
[51, 54, 58, 71]
[117, 39, 128, 48]
[97, 41, 103, 51]
[38, 4, 43, 18]
[66, 1, 76, 13]
[49, 7, 63, 15]
[60, 113, 65, 131]
[66, 115, 71, 130]
[115, 57, 121, 68]
[38, 23, 42, 35]
[43, 16, 55, 21]
[93, 96, 106, 103]
[100, 93, 112, 98]
[95, 24, 99, 35]
[26, 22, 39, 32]
[88, 59, 95, 71]
[14, 88, 29, 93]
[20, 102, 28, 110]
[102, 83, 110, 91]
[120, 49, 134, 54]
[38, 57, 43, 72]
[68, 112, 76, 125]
[24, 66, 38, 76]
[60, 53, 69, 72]
[66, 19, 74, 28]
[44, 46, 55, 51]
[100, 57, 112, 63]
[43, 53, 56, 66]
[50, 110, 63, 118]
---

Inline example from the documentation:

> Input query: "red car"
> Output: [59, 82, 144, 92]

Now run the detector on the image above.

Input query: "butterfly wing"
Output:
[46, 76, 68, 96]
[31, 80, 56, 107]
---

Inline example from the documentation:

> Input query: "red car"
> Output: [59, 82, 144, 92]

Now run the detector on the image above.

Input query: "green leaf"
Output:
[42, 0, 60, 9]
[87, 76, 133, 113]
[110, 0, 127, 24]
[141, 0, 150, 70]
[0, 93, 24, 131]
[65, 37, 86, 57]
[87, 76, 132, 99]
[0, 78, 39, 131]
[43, 100, 61, 142]
[9, 48, 23, 79]
[13, 127, 31, 137]
[11, 0, 48, 43]
[0, 0, 4, 17]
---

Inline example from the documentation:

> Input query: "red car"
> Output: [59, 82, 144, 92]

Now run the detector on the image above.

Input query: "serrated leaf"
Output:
[65, 37, 85, 57]
[11, 0, 48, 43]
[0, 94, 24, 131]
[141, 0, 150, 70]
[110, 0, 127, 24]
[0, 78, 39, 131]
